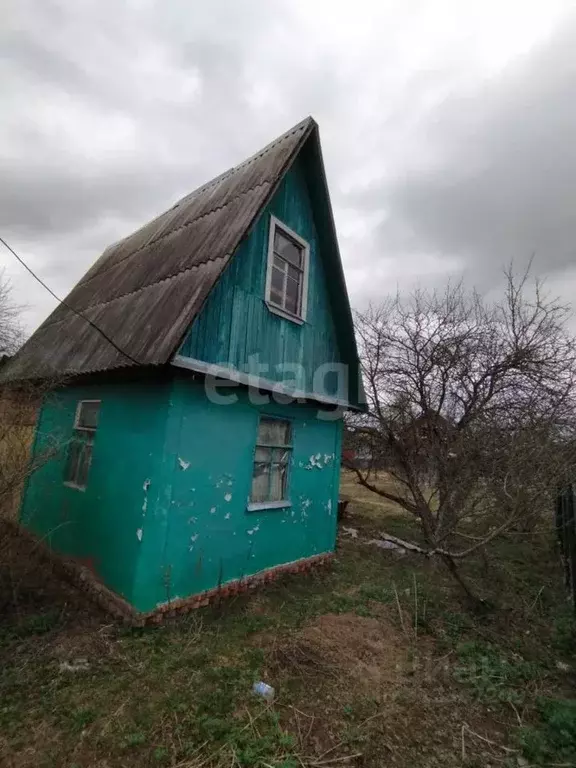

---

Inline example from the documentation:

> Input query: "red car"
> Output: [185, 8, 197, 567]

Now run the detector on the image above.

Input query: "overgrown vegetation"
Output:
[347, 268, 576, 602]
[1, 486, 574, 768]
[0, 271, 47, 523]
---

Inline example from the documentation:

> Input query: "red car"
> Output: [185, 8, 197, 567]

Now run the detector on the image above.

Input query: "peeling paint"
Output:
[305, 454, 323, 469]
[136, 528, 143, 541]
[247, 524, 260, 536]
[224, 512, 231, 520]
[178, 457, 190, 471]
[304, 452, 335, 470]
[227, 479, 233, 486]
[209, 506, 217, 514]
[224, 492, 232, 502]
[141, 479, 151, 517]
[326, 499, 333, 516]
[190, 533, 199, 542]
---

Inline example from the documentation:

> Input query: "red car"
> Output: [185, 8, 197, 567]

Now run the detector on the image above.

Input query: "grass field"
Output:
[1, 474, 575, 767]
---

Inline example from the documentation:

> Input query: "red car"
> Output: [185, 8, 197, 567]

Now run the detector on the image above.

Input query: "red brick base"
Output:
[15, 523, 334, 625]
[142, 553, 334, 625]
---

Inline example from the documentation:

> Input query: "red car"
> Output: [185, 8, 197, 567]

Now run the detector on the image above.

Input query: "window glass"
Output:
[274, 230, 302, 268]
[64, 400, 100, 489]
[267, 221, 307, 318]
[250, 418, 292, 504]
[76, 401, 100, 430]
[258, 418, 290, 446]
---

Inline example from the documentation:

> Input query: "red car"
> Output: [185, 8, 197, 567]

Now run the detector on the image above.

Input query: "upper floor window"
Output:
[265, 216, 309, 323]
[64, 400, 100, 490]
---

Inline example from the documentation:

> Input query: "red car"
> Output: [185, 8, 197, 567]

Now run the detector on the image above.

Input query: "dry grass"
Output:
[339, 469, 407, 516]
[0, 484, 575, 767]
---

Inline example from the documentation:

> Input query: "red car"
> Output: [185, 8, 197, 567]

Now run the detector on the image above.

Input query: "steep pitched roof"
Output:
[5, 118, 317, 380]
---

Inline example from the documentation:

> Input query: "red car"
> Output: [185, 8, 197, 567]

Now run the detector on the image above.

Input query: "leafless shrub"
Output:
[347, 267, 576, 602]
[0, 275, 65, 611]
[0, 380, 62, 520]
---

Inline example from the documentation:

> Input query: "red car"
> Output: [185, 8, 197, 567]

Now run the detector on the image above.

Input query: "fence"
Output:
[555, 485, 576, 613]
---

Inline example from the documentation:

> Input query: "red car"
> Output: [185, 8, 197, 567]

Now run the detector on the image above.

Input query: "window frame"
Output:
[247, 416, 293, 511]
[73, 399, 101, 431]
[264, 215, 310, 324]
[64, 400, 101, 491]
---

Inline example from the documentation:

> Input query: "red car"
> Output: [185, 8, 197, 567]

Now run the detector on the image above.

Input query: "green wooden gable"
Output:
[175, 135, 364, 409]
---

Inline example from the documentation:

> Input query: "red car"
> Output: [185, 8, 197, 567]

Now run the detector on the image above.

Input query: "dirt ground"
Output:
[1, 485, 575, 768]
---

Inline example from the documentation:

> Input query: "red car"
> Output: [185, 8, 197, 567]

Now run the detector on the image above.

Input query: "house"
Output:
[5, 117, 364, 617]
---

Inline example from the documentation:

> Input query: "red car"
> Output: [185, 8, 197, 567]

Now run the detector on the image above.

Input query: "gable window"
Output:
[249, 417, 292, 508]
[265, 216, 309, 322]
[64, 400, 100, 490]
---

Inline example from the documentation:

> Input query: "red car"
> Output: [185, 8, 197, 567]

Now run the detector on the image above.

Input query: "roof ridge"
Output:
[169, 117, 314, 211]
[4, 115, 318, 381]
[77, 180, 271, 291]
[96, 118, 314, 264]
[77, 119, 314, 291]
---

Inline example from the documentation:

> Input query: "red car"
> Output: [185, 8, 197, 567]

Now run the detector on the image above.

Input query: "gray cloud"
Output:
[358, 17, 576, 292]
[1, 0, 575, 332]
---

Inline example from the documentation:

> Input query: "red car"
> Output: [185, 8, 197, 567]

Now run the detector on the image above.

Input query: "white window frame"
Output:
[264, 215, 310, 324]
[247, 416, 293, 511]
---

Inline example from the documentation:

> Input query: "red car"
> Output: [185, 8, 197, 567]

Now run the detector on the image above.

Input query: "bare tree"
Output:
[347, 268, 576, 602]
[0, 271, 24, 358]
[0, 272, 58, 520]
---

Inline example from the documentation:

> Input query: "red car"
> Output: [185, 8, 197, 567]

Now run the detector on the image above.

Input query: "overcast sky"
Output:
[2, 0, 576, 333]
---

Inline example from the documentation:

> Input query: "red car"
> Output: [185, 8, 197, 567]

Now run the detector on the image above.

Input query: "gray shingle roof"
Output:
[5, 117, 316, 380]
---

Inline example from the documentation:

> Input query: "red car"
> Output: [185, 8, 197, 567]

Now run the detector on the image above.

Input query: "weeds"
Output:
[1, 491, 575, 767]
[518, 698, 576, 763]
[453, 640, 541, 705]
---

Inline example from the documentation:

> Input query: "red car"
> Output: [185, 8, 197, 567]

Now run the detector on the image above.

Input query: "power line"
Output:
[0, 235, 140, 366]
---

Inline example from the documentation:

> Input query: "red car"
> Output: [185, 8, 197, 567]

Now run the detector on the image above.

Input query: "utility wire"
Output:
[0, 235, 140, 365]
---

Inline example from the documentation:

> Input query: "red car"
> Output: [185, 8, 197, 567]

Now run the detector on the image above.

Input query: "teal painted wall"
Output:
[133, 374, 342, 612]
[20, 378, 171, 604]
[20, 154, 350, 611]
[21, 372, 341, 613]
[179, 156, 346, 399]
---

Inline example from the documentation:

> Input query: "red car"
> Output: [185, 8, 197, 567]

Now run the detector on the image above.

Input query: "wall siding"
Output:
[19, 156, 351, 613]
[179, 156, 344, 398]
[20, 373, 342, 614]
[20, 378, 171, 604]
[133, 375, 342, 613]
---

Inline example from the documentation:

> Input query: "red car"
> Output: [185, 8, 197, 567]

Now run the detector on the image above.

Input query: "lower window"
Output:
[250, 417, 292, 504]
[64, 400, 100, 489]
[64, 435, 94, 488]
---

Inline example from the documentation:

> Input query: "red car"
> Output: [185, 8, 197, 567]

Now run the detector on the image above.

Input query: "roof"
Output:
[4, 117, 317, 381]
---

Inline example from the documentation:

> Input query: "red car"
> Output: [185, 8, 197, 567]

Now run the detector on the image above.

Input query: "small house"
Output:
[6, 118, 363, 616]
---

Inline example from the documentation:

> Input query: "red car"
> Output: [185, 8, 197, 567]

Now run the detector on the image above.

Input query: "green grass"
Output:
[453, 639, 542, 705]
[1, 486, 575, 767]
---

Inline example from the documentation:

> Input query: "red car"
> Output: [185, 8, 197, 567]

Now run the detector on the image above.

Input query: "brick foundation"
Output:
[142, 552, 334, 625]
[15, 522, 333, 625]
